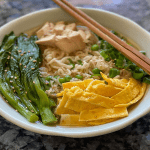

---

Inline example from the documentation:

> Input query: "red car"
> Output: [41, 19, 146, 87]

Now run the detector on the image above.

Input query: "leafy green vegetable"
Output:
[132, 68, 144, 80]
[45, 76, 52, 81]
[91, 44, 99, 51]
[90, 74, 102, 78]
[100, 50, 110, 61]
[139, 51, 146, 55]
[65, 75, 72, 82]
[110, 30, 118, 36]
[68, 58, 73, 64]
[9, 46, 39, 114]
[69, 63, 75, 69]
[59, 77, 66, 83]
[68, 58, 75, 69]
[17, 34, 57, 124]
[54, 75, 59, 79]
[77, 60, 83, 65]
[0, 32, 57, 124]
[0, 32, 39, 122]
[98, 31, 150, 83]
[143, 77, 150, 84]
[75, 75, 83, 79]
[92, 68, 101, 74]
[109, 68, 120, 78]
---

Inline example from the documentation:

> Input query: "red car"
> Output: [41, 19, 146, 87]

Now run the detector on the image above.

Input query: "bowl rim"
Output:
[0, 7, 150, 138]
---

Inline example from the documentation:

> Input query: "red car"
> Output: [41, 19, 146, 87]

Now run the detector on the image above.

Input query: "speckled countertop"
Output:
[0, 0, 150, 149]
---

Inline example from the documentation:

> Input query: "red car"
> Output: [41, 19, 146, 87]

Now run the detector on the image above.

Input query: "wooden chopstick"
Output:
[52, 0, 150, 74]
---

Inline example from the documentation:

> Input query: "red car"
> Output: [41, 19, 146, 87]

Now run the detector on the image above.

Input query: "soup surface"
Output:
[0, 21, 147, 126]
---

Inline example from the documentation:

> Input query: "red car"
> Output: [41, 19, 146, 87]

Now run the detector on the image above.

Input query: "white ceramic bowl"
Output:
[0, 8, 150, 138]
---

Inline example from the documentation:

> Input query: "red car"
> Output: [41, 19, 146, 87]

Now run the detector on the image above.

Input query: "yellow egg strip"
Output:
[86, 83, 122, 97]
[55, 90, 77, 115]
[60, 114, 88, 126]
[55, 75, 147, 126]
[87, 118, 119, 126]
[65, 96, 100, 112]
[62, 79, 93, 90]
[79, 107, 128, 121]
[111, 78, 140, 104]
[74, 91, 117, 108]
[115, 83, 147, 107]
[101, 72, 128, 88]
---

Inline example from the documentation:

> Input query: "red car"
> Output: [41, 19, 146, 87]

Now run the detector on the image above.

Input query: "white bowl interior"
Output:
[0, 8, 150, 138]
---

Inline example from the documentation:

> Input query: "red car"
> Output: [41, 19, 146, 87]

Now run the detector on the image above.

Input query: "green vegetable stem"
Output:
[0, 32, 57, 124]
[92, 68, 101, 74]
[98, 31, 150, 83]
[17, 34, 57, 125]
[91, 44, 99, 51]
[75, 74, 83, 79]
[0, 32, 39, 122]
[109, 68, 120, 78]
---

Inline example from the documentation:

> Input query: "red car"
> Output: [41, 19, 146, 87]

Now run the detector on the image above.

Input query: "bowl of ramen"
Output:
[0, 8, 150, 138]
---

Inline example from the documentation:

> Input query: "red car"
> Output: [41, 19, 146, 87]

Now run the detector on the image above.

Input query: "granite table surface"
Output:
[0, 0, 150, 149]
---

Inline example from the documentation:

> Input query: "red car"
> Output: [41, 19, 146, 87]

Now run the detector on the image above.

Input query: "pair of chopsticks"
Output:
[53, 0, 150, 75]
